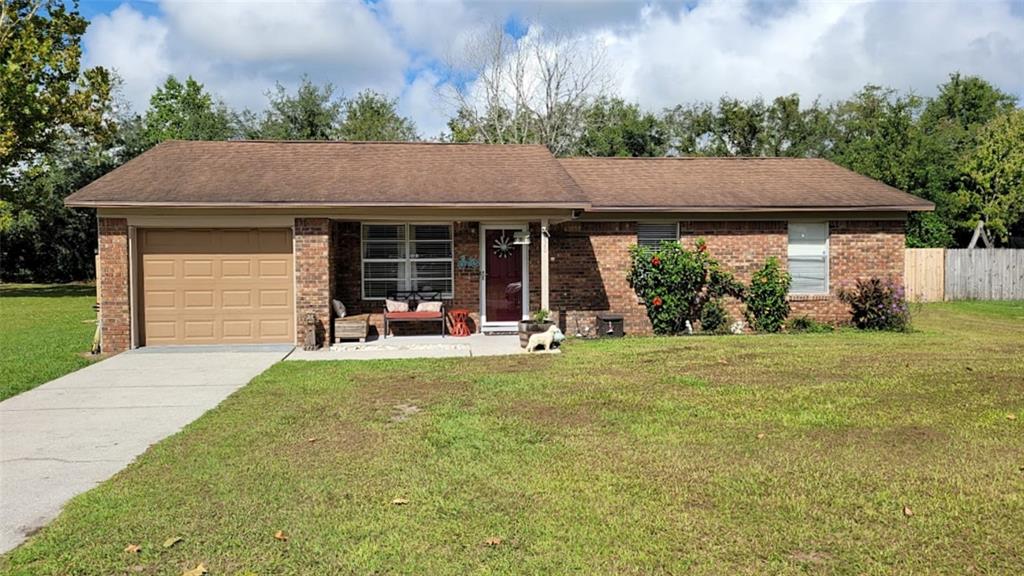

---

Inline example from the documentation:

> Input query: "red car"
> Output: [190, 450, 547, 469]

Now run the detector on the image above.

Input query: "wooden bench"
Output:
[384, 291, 445, 338]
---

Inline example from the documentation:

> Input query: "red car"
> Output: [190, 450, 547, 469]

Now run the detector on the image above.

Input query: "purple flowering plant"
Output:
[838, 278, 911, 331]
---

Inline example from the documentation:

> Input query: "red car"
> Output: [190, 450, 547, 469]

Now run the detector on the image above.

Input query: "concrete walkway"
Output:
[0, 345, 291, 553]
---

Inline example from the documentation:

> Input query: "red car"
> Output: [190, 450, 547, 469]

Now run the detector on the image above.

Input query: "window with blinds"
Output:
[637, 223, 679, 249]
[788, 222, 829, 294]
[361, 224, 453, 299]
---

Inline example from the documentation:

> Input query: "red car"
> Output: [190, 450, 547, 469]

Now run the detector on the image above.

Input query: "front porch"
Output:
[317, 214, 559, 345]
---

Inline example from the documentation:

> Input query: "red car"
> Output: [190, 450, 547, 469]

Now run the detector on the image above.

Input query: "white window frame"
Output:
[361, 223, 454, 300]
[636, 221, 680, 249]
[787, 221, 830, 295]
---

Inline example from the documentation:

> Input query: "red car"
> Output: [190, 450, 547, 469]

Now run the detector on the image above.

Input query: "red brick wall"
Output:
[551, 218, 907, 334]
[295, 218, 332, 347]
[98, 217, 131, 354]
[549, 221, 652, 336]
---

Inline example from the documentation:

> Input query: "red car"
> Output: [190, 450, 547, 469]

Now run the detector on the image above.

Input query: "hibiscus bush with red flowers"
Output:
[627, 239, 744, 335]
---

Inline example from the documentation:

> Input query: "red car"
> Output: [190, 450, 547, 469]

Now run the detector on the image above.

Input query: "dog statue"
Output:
[527, 325, 564, 353]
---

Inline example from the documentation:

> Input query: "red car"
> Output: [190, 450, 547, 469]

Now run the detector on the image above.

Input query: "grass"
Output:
[0, 283, 98, 401]
[3, 301, 1023, 574]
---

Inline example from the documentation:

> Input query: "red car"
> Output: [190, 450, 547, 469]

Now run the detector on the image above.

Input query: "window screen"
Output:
[788, 222, 829, 294]
[362, 224, 453, 299]
[637, 223, 679, 249]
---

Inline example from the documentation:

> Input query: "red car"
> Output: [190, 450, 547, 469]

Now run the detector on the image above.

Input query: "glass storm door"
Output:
[484, 229, 523, 322]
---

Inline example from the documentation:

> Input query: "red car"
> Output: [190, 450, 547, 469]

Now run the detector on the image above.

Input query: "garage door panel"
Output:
[258, 259, 289, 278]
[182, 259, 214, 278]
[183, 290, 215, 309]
[140, 228, 294, 345]
[259, 289, 290, 308]
[222, 290, 253, 308]
[221, 259, 253, 278]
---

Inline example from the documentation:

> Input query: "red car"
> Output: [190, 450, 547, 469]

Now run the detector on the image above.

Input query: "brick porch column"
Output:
[294, 218, 333, 348]
[98, 217, 131, 354]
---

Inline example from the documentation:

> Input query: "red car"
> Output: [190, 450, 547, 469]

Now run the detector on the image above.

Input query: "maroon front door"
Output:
[484, 229, 523, 322]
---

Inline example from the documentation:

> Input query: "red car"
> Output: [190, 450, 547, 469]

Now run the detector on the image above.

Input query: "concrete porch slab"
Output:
[287, 334, 560, 361]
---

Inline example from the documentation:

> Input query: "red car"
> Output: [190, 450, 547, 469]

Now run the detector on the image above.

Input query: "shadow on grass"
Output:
[0, 283, 96, 298]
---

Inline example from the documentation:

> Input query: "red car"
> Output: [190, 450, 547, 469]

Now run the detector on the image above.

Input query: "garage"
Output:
[138, 228, 294, 346]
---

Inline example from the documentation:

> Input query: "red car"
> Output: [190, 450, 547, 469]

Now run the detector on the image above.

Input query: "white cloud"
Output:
[82, 0, 1024, 134]
[83, 4, 173, 113]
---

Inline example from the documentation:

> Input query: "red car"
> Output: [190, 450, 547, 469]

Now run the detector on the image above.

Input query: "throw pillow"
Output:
[332, 299, 346, 318]
[385, 298, 409, 312]
[417, 301, 442, 312]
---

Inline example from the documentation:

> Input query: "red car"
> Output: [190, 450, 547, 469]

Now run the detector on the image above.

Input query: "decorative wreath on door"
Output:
[492, 233, 513, 258]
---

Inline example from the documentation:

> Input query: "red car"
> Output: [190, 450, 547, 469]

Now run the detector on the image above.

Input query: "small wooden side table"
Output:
[448, 308, 471, 337]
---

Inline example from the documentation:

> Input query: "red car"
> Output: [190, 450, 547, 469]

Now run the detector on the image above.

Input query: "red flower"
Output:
[697, 243, 708, 253]
[652, 296, 663, 307]
[651, 256, 661, 266]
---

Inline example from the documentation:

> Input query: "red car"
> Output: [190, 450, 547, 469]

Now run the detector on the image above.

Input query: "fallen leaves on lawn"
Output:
[306, 437, 319, 443]
[756, 433, 766, 440]
[163, 536, 183, 548]
[717, 358, 728, 365]
[1007, 414, 1017, 421]
[391, 498, 409, 505]
[274, 530, 288, 541]
[903, 505, 913, 517]
[123, 543, 141, 554]
[181, 563, 207, 576]
[484, 537, 503, 546]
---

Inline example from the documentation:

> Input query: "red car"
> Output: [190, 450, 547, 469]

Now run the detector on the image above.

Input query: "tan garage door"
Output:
[139, 228, 294, 345]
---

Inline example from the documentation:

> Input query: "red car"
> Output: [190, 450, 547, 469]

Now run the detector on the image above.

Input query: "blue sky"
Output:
[78, 0, 1024, 138]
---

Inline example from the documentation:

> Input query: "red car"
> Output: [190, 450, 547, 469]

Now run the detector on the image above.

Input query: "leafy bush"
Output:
[627, 239, 743, 335]
[744, 257, 791, 333]
[839, 278, 911, 331]
[699, 299, 730, 333]
[531, 309, 551, 323]
[789, 315, 834, 333]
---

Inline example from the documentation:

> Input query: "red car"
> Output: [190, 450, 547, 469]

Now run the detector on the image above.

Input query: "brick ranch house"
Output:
[66, 140, 934, 354]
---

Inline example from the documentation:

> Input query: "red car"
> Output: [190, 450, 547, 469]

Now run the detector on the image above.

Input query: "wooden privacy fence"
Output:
[905, 248, 1024, 301]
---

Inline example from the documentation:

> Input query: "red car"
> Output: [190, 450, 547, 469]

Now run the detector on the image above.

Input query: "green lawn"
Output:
[3, 302, 1023, 574]
[0, 283, 98, 401]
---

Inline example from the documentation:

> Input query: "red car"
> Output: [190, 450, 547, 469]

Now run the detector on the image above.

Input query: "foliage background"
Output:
[2, 5, 1022, 282]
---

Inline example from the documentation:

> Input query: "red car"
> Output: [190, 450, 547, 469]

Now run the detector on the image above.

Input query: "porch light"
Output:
[513, 231, 531, 245]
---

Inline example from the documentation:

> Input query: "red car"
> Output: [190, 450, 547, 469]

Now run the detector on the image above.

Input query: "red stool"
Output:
[448, 308, 471, 337]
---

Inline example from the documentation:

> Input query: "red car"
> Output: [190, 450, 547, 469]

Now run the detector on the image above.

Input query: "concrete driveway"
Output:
[0, 345, 291, 553]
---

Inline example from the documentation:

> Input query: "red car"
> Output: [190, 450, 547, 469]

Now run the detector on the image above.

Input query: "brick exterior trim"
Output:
[294, 218, 333, 347]
[98, 217, 131, 353]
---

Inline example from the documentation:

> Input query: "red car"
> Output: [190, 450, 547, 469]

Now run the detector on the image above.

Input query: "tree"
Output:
[660, 95, 829, 157]
[246, 76, 343, 140]
[337, 90, 417, 141]
[573, 97, 666, 157]
[0, 0, 113, 170]
[444, 24, 610, 155]
[142, 75, 236, 143]
[1, 90, 145, 282]
[953, 109, 1024, 243]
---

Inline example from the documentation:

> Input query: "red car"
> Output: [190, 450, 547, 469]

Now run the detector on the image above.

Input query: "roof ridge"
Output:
[161, 139, 549, 148]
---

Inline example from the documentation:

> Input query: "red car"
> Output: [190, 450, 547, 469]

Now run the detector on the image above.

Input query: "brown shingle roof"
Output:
[558, 157, 934, 212]
[65, 140, 589, 208]
[67, 141, 934, 212]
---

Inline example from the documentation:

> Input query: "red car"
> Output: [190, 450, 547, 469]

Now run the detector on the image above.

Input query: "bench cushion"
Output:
[385, 311, 443, 320]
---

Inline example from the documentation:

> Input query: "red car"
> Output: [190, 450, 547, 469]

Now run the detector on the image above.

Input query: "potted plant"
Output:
[518, 309, 554, 348]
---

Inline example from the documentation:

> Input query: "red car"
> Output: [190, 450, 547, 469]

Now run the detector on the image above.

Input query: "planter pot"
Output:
[518, 321, 554, 348]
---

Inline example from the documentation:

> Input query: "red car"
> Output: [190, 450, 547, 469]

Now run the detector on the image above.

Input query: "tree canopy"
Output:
[337, 90, 418, 141]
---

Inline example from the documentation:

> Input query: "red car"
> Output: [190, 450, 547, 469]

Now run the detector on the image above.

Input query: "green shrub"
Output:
[627, 239, 743, 335]
[839, 278, 911, 331]
[744, 257, 791, 333]
[699, 298, 730, 333]
[789, 315, 834, 333]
